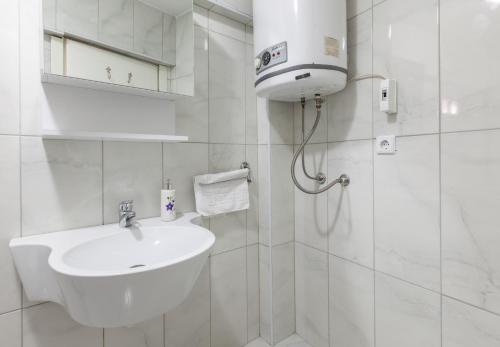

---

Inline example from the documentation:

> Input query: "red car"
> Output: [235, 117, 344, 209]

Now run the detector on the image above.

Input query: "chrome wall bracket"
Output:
[240, 161, 252, 183]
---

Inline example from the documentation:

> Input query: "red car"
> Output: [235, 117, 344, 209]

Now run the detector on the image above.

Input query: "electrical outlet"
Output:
[376, 135, 396, 154]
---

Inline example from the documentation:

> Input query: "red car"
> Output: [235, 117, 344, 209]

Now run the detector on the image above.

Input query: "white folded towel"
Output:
[194, 168, 250, 217]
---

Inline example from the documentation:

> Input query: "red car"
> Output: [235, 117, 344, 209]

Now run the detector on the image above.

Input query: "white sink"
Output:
[10, 212, 214, 328]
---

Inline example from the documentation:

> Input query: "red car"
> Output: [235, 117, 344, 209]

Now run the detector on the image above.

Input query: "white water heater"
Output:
[253, 0, 347, 101]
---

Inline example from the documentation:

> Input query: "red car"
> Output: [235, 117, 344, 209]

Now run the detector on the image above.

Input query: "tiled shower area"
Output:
[256, 0, 500, 346]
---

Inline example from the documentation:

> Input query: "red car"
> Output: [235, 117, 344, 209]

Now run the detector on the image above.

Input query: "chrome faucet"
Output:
[119, 200, 136, 228]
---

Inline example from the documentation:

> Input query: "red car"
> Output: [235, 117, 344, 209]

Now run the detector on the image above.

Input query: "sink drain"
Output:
[129, 264, 145, 269]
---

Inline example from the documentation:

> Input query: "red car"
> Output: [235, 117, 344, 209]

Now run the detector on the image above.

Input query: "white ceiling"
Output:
[139, 0, 192, 16]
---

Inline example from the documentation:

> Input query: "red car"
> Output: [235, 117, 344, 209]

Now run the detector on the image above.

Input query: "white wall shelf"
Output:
[42, 129, 188, 142]
[42, 73, 189, 101]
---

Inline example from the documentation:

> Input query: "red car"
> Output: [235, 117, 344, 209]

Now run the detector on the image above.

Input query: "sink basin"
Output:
[10, 212, 214, 328]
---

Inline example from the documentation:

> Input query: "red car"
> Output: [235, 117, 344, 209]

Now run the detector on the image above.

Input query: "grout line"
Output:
[437, 0, 444, 345]
[371, 3, 377, 345]
[0, 308, 24, 317]
[162, 298, 167, 347]
[325, 96, 332, 346]
[292, 99, 297, 341]
[6, 126, 500, 143]
[440, 127, 500, 135]
[261, 239, 295, 249]
[161, 142, 165, 189]
[162, 147, 166, 343]
[375, 269, 441, 296]
[20, 301, 49, 311]
[205, 10, 249, 44]
[441, 295, 500, 319]
[207, 24, 212, 152]
[101, 141, 104, 225]
[294, 240, 376, 273]
[347, 7, 372, 21]
[209, 253, 212, 347]
[265, 99, 275, 345]
[17, 1, 25, 331]
[244, 144, 250, 345]
[17, 0, 21, 136]
[372, 0, 390, 8]
[210, 244, 249, 257]
[206, 18, 212, 243]
[245, 244, 249, 344]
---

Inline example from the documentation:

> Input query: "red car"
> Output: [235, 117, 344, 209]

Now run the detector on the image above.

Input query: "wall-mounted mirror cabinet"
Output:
[42, 0, 194, 99]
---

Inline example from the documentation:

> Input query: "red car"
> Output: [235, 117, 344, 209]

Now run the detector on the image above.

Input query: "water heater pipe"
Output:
[291, 94, 350, 194]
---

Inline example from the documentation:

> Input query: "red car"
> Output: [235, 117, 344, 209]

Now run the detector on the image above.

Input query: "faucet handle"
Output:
[119, 200, 134, 212]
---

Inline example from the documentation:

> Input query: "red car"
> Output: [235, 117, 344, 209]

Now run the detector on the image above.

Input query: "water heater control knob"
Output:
[262, 51, 271, 66]
[255, 57, 262, 70]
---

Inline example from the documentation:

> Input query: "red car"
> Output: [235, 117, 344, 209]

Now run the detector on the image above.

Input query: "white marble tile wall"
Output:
[372, 0, 439, 137]
[104, 316, 164, 347]
[328, 10, 372, 142]
[255, 78, 300, 347]
[271, 242, 296, 344]
[57, 0, 99, 40]
[103, 141, 163, 223]
[99, 0, 134, 50]
[347, 0, 371, 19]
[441, 130, 500, 315]
[23, 303, 103, 347]
[175, 25, 209, 142]
[443, 297, 500, 347]
[21, 137, 103, 235]
[328, 140, 373, 268]
[0, 0, 20, 135]
[330, 256, 374, 347]
[0, 136, 21, 314]
[258, 244, 272, 344]
[294, 144, 329, 252]
[295, 243, 329, 347]
[0, 310, 21, 347]
[208, 30, 246, 143]
[440, 0, 500, 133]
[133, 0, 163, 59]
[163, 14, 177, 65]
[165, 263, 210, 347]
[208, 144, 247, 254]
[3, 0, 500, 346]
[171, 11, 194, 82]
[375, 273, 441, 347]
[269, 145, 294, 246]
[211, 248, 248, 347]
[287, 0, 500, 346]
[374, 134, 440, 291]
[0, 3, 259, 347]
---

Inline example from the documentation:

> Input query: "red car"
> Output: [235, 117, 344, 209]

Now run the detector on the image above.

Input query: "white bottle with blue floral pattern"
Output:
[161, 179, 176, 222]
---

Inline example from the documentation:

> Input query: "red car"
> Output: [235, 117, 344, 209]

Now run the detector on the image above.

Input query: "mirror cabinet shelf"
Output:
[42, 0, 194, 98]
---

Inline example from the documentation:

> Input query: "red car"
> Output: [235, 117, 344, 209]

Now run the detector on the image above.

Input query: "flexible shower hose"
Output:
[291, 94, 350, 195]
